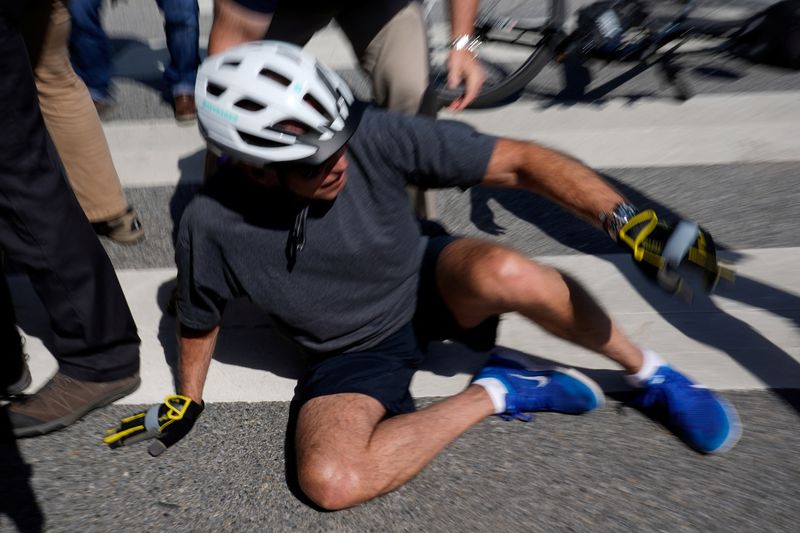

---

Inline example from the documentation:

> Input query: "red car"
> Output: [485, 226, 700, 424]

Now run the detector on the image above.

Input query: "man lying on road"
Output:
[105, 41, 741, 510]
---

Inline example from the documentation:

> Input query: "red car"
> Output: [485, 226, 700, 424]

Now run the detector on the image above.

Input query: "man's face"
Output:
[276, 147, 349, 201]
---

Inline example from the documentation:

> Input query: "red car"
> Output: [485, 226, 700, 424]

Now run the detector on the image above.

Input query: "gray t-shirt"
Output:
[176, 106, 497, 354]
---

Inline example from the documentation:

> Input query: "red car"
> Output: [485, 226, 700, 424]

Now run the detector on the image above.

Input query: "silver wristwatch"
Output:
[600, 203, 638, 240]
[450, 34, 482, 54]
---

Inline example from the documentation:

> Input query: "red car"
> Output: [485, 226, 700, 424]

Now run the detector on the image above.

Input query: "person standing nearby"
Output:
[208, 0, 486, 115]
[20, 0, 145, 243]
[69, 0, 200, 122]
[0, 1, 142, 438]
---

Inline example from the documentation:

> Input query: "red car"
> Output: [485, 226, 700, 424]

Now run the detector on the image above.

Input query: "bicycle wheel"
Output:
[423, 0, 567, 109]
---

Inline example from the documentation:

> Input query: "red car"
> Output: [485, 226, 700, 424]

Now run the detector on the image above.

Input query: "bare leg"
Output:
[296, 389, 493, 510]
[296, 238, 645, 510]
[436, 239, 644, 373]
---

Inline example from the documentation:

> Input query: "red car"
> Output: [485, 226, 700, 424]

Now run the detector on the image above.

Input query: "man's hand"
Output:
[103, 395, 204, 457]
[446, 49, 486, 111]
[617, 210, 735, 300]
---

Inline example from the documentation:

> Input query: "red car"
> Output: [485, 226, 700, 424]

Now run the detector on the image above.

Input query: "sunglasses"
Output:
[272, 147, 345, 181]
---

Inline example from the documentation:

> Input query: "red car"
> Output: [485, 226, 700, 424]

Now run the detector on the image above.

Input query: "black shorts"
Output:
[294, 229, 499, 415]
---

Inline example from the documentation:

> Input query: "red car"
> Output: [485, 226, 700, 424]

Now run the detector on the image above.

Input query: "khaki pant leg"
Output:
[340, 1, 429, 114]
[339, 1, 435, 218]
[28, 1, 128, 222]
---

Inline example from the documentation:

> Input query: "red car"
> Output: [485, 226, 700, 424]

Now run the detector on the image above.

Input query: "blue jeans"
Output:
[69, 0, 200, 100]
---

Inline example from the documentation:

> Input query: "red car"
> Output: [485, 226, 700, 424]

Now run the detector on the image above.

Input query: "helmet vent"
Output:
[259, 68, 291, 87]
[315, 65, 337, 97]
[303, 94, 333, 123]
[207, 82, 225, 97]
[237, 131, 284, 148]
[273, 120, 312, 136]
[234, 98, 266, 112]
[222, 60, 241, 68]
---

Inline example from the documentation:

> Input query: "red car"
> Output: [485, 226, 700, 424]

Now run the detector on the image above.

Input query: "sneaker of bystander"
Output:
[91, 206, 145, 244]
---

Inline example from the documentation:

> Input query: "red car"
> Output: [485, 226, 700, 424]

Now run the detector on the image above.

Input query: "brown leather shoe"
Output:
[174, 93, 196, 123]
[91, 206, 145, 244]
[8, 372, 140, 438]
[93, 97, 114, 118]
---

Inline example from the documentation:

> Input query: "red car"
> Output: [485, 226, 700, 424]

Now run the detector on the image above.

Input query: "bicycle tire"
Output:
[424, 0, 567, 109]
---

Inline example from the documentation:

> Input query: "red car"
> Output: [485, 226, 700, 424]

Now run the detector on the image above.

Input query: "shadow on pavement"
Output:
[109, 37, 209, 105]
[172, 149, 206, 245]
[0, 406, 45, 532]
[156, 279, 310, 385]
[467, 176, 800, 415]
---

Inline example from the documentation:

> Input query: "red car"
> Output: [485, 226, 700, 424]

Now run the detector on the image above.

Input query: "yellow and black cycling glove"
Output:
[103, 394, 203, 457]
[608, 206, 734, 300]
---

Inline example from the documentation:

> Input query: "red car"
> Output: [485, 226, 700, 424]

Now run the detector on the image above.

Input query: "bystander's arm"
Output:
[208, 0, 273, 55]
[447, 0, 485, 110]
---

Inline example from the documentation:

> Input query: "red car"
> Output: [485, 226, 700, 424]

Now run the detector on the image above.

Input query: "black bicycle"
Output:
[424, 0, 788, 108]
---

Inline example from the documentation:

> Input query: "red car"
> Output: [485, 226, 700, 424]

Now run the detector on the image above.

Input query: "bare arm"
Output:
[208, 0, 273, 55]
[177, 323, 220, 403]
[482, 138, 627, 231]
[447, 0, 485, 111]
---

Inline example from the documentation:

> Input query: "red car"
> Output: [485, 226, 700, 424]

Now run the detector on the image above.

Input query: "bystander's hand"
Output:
[446, 48, 486, 111]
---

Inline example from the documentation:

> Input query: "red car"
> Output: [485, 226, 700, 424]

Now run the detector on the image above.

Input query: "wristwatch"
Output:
[450, 34, 482, 54]
[600, 202, 638, 240]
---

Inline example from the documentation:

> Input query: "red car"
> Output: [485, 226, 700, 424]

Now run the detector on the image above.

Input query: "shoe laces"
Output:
[499, 412, 535, 422]
[18, 373, 79, 409]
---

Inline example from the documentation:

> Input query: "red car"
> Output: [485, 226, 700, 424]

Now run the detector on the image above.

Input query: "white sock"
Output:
[473, 377, 507, 414]
[625, 349, 667, 388]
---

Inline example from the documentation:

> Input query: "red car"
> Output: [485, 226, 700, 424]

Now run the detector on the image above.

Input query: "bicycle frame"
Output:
[559, 0, 755, 100]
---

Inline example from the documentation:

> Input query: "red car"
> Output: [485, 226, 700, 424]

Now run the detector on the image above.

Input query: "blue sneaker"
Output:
[630, 365, 741, 454]
[473, 353, 604, 420]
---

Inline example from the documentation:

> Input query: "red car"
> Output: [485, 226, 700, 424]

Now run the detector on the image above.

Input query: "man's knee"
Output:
[458, 244, 539, 305]
[297, 456, 363, 511]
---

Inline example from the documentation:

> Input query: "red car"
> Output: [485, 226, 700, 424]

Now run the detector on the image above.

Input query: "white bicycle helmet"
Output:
[195, 40, 363, 166]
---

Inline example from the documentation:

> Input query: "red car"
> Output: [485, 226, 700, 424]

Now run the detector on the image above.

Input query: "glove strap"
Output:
[142, 395, 193, 433]
[144, 404, 162, 433]
[618, 209, 659, 262]
[661, 220, 699, 267]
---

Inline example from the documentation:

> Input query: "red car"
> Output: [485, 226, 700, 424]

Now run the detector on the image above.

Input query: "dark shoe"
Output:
[8, 372, 141, 438]
[92, 206, 145, 244]
[93, 97, 114, 118]
[174, 94, 196, 123]
[1, 350, 31, 399]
